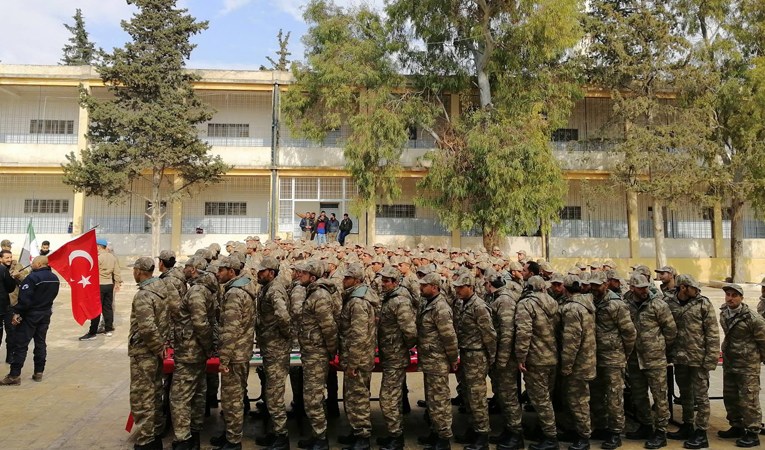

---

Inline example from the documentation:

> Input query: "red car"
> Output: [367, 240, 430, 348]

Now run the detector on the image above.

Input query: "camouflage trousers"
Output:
[424, 372, 453, 439]
[130, 356, 164, 446]
[170, 360, 207, 441]
[263, 352, 291, 435]
[525, 365, 557, 438]
[491, 363, 523, 433]
[674, 365, 711, 430]
[723, 370, 762, 432]
[459, 350, 490, 433]
[221, 363, 248, 444]
[343, 369, 372, 438]
[562, 376, 592, 438]
[627, 360, 669, 431]
[590, 366, 626, 433]
[380, 367, 407, 436]
[302, 352, 330, 438]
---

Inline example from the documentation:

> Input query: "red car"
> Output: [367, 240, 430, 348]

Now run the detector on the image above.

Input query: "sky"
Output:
[0, 0, 384, 70]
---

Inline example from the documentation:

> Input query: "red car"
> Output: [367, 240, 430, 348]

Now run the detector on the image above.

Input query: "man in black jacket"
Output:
[0, 255, 60, 385]
[339, 214, 353, 246]
[0, 250, 18, 364]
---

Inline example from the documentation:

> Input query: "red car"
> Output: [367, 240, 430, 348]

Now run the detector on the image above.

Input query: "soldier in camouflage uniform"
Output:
[451, 271, 496, 450]
[718, 283, 765, 447]
[255, 256, 292, 449]
[664, 274, 719, 449]
[296, 260, 338, 450]
[394, 256, 421, 311]
[483, 269, 524, 450]
[155, 250, 182, 437]
[417, 273, 459, 450]
[376, 265, 417, 450]
[170, 256, 217, 450]
[623, 274, 677, 449]
[337, 263, 378, 450]
[515, 276, 559, 450]
[588, 272, 635, 450]
[559, 275, 596, 450]
[654, 266, 677, 299]
[213, 257, 257, 450]
[127, 257, 169, 450]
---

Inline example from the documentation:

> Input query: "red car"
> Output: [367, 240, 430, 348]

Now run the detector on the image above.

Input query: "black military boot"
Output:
[379, 435, 404, 450]
[455, 428, 477, 445]
[736, 430, 761, 448]
[337, 434, 356, 445]
[342, 436, 370, 450]
[644, 430, 667, 449]
[590, 429, 609, 441]
[625, 424, 653, 440]
[210, 434, 226, 447]
[569, 437, 590, 450]
[601, 432, 622, 450]
[719, 427, 746, 439]
[490, 428, 511, 445]
[464, 432, 489, 450]
[265, 434, 290, 450]
[497, 432, 525, 450]
[419, 432, 439, 445]
[683, 428, 708, 449]
[213, 439, 242, 450]
[529, 437, 560, 450]
[172, 438, 194, 450]
[667, 423, 694, 440]
[424, 437, 452, 450]
[296, 437, 314, 449]
[308, 437, 329, 450]
[256, 433, 277, 446]
[135, 442, 159, 450]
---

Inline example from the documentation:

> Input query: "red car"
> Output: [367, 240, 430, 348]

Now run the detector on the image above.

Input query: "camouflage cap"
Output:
[549, 272, 565, 284]
[602, 259, 616, 269]
[567, 266, 581, 276]
[629, 273, 651, 288]
[484, 268, 503, 285]
[129, 257, 155, 272]
[516, 250, 527, 256]
[539, 261, 553, 273]
[373, 242, 385, 248]
[158, 249, 176, 261]
[588, 272, 607, 285]
[492, 246, 501, 251]
[575, 261, 588, 270]
[343, 262, 365, 279]
[0, 239, 11, 247]
[298, 260, 324, 278]
[589, 261, 603, 269]
[371, 255, 387, 265]
[379, 265, 401, 279]
[760, 276, 765, 287]
[507, 261, 523, 271]
[654, 265, 677, 276]
[563, 274, 581, 288]
[218, 256, 243, 270]
[631, 265, 652, 278]
[184, 256, 208, 271]
[722, 283, 744, 296]
[416, 264, 435, 276]
[208, 243, 221, 253]
[527, 275, 546, 291]
[419, 272, 441, 286]
[324, 256, 339, 267]
[605, 269, 623, 281]
[452, 272, 475, 287]
[225, 240, 236, 247]
[256, 256, 280, 272]
[675, 274, 701, 290]
[194, 248, 213, 261]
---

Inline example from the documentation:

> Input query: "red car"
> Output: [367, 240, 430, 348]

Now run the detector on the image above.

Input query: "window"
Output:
[552, 128, 579, 142]
[376, 204, 416, 218]
[24, 199, 69, 214]
[29, 119, 74, 135]
[205, 201, 247, 216]
[702, 207, 733, 221]
[559, 206, 582, 220]
[207, 123, 250, 138]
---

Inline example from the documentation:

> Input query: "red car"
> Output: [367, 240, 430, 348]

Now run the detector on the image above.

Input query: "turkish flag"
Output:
[48, 229, 102, 325]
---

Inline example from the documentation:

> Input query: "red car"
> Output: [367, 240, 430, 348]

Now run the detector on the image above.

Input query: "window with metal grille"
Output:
[24, 199, 69, 214]
[552, 128, 579, 142]
[29, 119, 74, 135]
[205, 201, 247, 216]
[376, 204, 416, 218]
[559, 206, 582, 220]
[207, 123, 249, 138]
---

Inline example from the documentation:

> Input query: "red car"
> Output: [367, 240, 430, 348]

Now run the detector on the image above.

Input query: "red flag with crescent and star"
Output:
[47, 229, 102, 325]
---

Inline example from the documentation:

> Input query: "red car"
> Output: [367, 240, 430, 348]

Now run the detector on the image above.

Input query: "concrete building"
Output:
[1, 64, 763, 281]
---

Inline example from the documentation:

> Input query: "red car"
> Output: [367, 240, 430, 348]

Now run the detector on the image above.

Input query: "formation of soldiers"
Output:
[126, 237, 765, 450]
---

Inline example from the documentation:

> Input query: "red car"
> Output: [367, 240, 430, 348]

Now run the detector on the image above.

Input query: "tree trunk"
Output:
[730, 197, 745, 282]
[482, 226, 500, 252]
[652, 198, 667, 269]
[150, 171, 162, 258]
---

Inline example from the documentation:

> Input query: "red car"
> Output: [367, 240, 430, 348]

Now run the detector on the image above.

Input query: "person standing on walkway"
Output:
[718, 283, 765, 448]
[80, 238, 122, 340]
[327, 213, 340, 243]
[0, 256, 60, 386]
[338, 213, 353, 246]
[0, 250, 18, 365]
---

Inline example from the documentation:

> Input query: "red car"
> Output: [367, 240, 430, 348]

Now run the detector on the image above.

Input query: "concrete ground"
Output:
[0, 268, 762, 449]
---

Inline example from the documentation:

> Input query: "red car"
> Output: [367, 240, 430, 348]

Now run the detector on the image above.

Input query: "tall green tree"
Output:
[63, 0, 229, 256]
[61, 8, 97, 65]
[260, 29, 292, 71]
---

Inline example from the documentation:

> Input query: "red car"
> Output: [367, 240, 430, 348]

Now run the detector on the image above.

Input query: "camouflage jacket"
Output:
[400, 272, 421, 311]
[128, 277, 169, 358]
[339, 284, 378, 371]
[219, 275, 257, 366]
[559, 293, 597, 380]
[457, 294, 497, 365]
[505, 279, 523, 303]
[299, 278, 338, 358]
[757, 296, 765, 317]
[720, 303, 765, 374]
[417, 293, 459, 375]
[626, 291, 677, 370]
[173, 274, 217, 363]
[288, 280, 306, 346]
[594, 290, 636, 368]
[158, 273, 181, 346]
[161, 266, 187, 299]
[488, 286, 519, 368]
[378, 286, 417, 369]
[667, 293, 719, 370]
[515, 291, 559, 367]
[256, 277, 292, 354]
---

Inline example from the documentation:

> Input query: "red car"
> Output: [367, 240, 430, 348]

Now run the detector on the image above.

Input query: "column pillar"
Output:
[627, 191, 640, 260]
[170, 176, 183, 255]
[72, 82, 90, 235]
[713, 201, 724, 258]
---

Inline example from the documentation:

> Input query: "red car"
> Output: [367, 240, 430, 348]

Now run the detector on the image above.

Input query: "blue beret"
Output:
[96, 238, 108, 247]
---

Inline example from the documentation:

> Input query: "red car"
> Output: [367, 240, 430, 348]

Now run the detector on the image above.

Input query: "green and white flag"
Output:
[19, 219, 39, 265]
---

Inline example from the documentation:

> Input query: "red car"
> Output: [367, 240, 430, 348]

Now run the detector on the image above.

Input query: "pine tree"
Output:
[61, 9, 96, 65]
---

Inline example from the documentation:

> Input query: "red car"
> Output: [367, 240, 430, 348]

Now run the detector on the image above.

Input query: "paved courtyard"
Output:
[0, 267, 762, 449]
